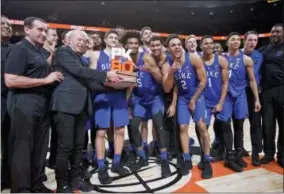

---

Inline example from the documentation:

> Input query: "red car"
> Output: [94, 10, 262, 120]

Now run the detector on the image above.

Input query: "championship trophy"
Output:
[106, 48, 137, 88]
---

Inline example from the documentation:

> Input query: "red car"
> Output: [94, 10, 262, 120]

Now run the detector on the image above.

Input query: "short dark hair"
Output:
[104, 29, 118, 39]
[244, 30, 258, 40]
[200, 35, 214, 44]
[122, 30, 141, 45]
[60, 30, 69, 40]
[89, 31, 101, 37]
[115, 26, 125, 30]
[165, 34, 181, 47]
[150, 36, 164, 44]
[23, 17, 46, 28]
[47, 28, 56, 34]
[141, 26, 152, 35]
[226, 32, 241, 42]
[273, 23, 284, 30]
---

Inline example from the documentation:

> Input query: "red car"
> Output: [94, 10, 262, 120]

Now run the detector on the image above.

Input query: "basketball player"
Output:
[241, 31, 263, 166]
[89, 31, 103, 50]
[225, 32, 261, 168]
[139, 26, 153, 53]
[124, 31, 171, 178]
[185, 35, 199, 54]
[199, 35, 242, 172]
[115, 26, 126, 48]
[165, 35, 212, 178]
[213, 42, 224, 55]
[89, 30, 130, 184]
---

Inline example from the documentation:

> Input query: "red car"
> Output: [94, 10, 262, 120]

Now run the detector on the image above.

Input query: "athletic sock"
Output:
[183, 153, 191, 161]
[160, 151, 168, 160]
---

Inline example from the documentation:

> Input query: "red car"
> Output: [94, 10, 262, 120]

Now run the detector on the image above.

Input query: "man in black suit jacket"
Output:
[51, 30, 122, 193]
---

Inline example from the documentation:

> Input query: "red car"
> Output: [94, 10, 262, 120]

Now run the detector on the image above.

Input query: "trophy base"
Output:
[106, 71, 137, 89]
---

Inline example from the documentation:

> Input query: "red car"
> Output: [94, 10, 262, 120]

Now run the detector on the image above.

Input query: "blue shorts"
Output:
[94, 92, 129, 129]
[205, 98, 231, 125]
[132, 96, 164, 119]
[177, 96, 207, 125]
[228, 90, 248, 119]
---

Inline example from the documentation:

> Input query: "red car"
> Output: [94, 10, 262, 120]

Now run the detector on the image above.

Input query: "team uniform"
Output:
[174, 53, 207, 125]
[93, 51, 129, 129]
[225, 51, 248, 119]
[204, 54, 231, 125]
[132, 52, 164, 120]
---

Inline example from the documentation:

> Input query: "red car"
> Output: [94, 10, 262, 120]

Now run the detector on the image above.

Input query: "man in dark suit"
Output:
[51, 30, 122, 193]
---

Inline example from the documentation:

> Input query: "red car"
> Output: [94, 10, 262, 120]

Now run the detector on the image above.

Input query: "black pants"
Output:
[1, 95, 11, 187]
[53, 111, 87, 186]
[8, 93, 50, 193]
[246, 87, 262, 154]
[130, 112, 167, 149]
[49, 119, 58, 166]
[163, 103, 180, 154]
[262, 85, 284, 159]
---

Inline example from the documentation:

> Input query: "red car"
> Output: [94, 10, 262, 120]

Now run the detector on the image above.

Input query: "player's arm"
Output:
[143, 54, 162, 83]
[171, 83, 178, 107]
[218, 55, 229, 106]
[244, 55, 260, 103]
[89, 51, 100, 70]
[190, 53, 207, 102]
[161, 61, 175, 93]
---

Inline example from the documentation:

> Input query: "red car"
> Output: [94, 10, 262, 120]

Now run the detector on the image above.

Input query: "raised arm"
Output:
[143, 54, 162, 83]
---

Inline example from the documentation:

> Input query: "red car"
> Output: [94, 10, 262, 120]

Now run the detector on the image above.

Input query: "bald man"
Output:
[51, 30, 122, 192]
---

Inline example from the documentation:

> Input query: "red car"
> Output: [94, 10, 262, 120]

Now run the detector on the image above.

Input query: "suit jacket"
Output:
[51, 46, 106, 115]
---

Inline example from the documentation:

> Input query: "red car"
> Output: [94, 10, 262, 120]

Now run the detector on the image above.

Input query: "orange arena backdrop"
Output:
[10, 19, 271, 40]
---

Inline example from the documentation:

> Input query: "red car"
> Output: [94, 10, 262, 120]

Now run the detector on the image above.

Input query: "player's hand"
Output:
[188, 99, 195, 113]
[254, 100, 261, 112]
[212, 103, 223, 113]
[44, 72, 64, 84]
[167, 104, 176, 117]
[128, 107, 133, 119]
[106, 71, 124, 83]
[170, 59, 181, 74]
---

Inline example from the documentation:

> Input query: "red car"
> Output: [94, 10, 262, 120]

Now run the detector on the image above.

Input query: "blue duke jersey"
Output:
[173, 53, 207, 124]
[204, 55, 222, 107]
[133, 52, 162, 103]
[246, 50, 263, 86]
[174, 53, 199, 99]
[132, 52, 164, 119]
[93, 50, 129, 129]
[204, 55, 231, 124]
[226, 51, 247, 97]
[225, 51, 248, 119]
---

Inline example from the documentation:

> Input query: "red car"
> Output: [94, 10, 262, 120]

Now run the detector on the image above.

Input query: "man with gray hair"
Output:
[51, 29, 123, 192]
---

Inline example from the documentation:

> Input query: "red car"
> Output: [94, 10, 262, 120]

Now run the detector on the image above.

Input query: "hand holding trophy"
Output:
[104, 47, 137, 89]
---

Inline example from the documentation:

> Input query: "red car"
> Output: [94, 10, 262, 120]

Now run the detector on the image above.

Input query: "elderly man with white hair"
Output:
[51, 29, 123, 193]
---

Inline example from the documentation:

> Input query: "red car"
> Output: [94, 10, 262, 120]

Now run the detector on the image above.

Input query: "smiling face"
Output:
[201, 37, 214, 55]
[104, 32, 119, 48]
[270, 25, 284, 44]
[227, 35, 241, 51]
[150, 39, 163, 57]
[168, 38, 183, 58]
[141, 29, 153, 44]
[24, 19, 47, 46]
[1, 16, 12, 41]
